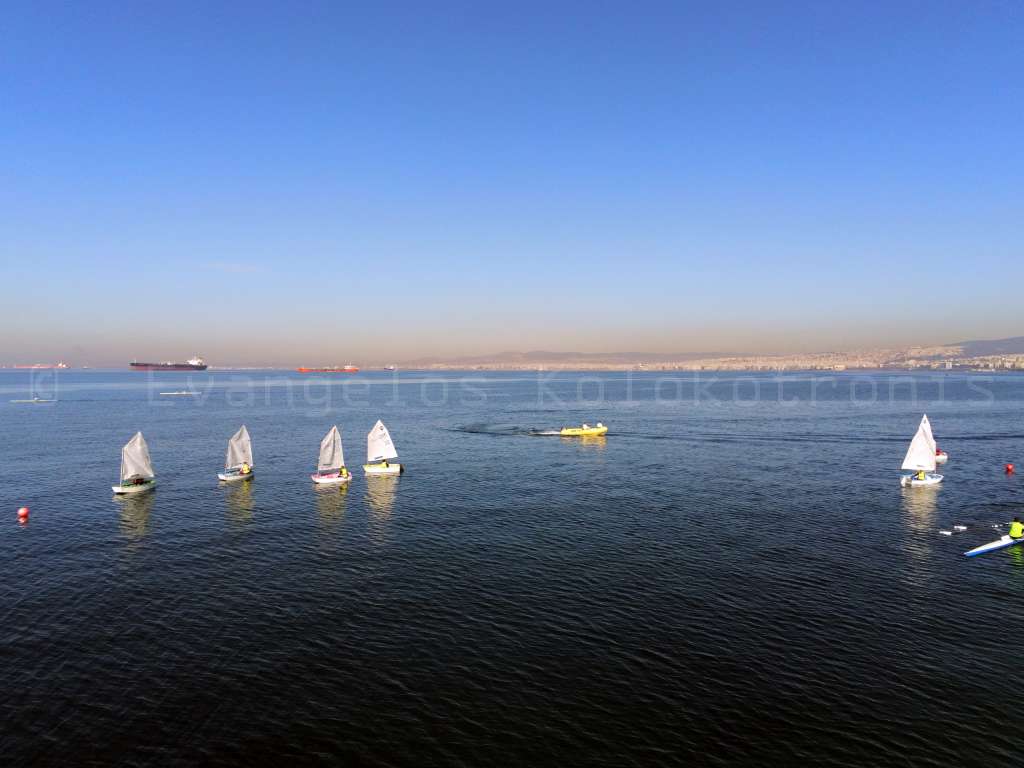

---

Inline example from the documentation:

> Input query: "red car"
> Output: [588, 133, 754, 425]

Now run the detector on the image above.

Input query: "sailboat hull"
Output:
[900, 473, 943, 487]
[312, 471, 351, 485]
[113, 480, 157, 495]
[364, 462, 402, 476]
[218, 470, 253, 482]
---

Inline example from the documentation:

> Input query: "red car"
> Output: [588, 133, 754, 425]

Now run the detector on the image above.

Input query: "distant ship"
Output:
[130, 356, 208, 371]
[296, 365, 359, 373]
[15, 361, 69, 369]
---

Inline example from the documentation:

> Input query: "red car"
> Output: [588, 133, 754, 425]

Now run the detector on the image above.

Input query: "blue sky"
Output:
[1, 1, 1021, 365]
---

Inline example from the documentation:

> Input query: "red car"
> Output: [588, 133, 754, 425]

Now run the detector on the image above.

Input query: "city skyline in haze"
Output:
[2, 2, 1022, 366]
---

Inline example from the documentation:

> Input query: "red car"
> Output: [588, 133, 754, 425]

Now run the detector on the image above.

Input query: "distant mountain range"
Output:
[405, 349, 749, 366]
[955, 336, 1024, 356]
[402, 336, 1024, 370]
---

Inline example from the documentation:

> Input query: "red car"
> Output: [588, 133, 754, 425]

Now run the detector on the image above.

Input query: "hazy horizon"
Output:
[5, 332, 1023, 369]
[3, 2, 1022, 366]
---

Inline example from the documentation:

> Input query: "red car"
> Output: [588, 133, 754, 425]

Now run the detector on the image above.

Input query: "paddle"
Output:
[939, 523, 1005, 536]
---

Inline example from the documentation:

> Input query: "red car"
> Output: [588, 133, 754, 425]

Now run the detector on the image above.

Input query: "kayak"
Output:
[964, 535, 1024, 558]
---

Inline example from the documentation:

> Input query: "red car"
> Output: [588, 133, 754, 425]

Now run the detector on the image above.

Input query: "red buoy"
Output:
[17, 506, 29, 523]
[1006, 463, 1016, 475]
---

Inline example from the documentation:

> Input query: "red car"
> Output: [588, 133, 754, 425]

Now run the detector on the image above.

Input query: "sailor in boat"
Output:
[915, 470, 926, 482]
[241, 463, 251, 476]
[1010, 518, 1024, 540]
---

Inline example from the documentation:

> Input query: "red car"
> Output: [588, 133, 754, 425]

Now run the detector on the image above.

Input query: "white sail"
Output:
[318, 425, 345, 472]
[920, 414, 936, 447]
[901, 415, 937, 472]
[121, 431, 155, 482]
[225, 425, 253, 469]
[367, 420, 398, 462]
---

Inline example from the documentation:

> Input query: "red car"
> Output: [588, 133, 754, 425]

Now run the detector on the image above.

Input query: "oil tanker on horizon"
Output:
[296, 365, 359, 373]
[130, 356, 208, 371]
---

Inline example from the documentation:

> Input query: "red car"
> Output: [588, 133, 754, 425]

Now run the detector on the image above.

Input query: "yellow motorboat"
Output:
[559, 422, 608, 437]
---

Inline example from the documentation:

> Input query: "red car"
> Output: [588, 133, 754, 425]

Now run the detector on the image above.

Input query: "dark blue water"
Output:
[2, 370, 1023, 766]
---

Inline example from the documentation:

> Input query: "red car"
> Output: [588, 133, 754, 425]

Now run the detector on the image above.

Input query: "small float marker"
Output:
[1007, 463, 1016, 475]
[17, 506, 29, 523]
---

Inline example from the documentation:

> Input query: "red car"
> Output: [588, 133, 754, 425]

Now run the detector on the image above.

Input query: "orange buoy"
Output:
[17, 506, 29, 523]
[1007, 463, 1016, 475]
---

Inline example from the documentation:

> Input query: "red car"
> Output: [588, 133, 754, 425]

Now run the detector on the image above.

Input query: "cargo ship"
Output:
[296, 365, 359, 373]
[15, 362, 69, 369]
[130, 356, 208, 371]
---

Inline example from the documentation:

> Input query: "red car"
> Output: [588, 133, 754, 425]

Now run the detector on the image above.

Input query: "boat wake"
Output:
[456, 423, 563, 437]
[456, 423, 609, 437]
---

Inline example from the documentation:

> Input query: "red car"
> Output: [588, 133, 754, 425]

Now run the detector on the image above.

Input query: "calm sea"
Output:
[2, 369, 1023, 767]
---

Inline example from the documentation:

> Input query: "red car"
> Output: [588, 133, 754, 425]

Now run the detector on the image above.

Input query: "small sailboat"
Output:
[218, 425, 254, 482]
[364, 420, 402, 475]
[112, 432, 156, 494]
[560, 422, 608, 437]
[900, 415, 943, 487]
[311, 425, 351, 485]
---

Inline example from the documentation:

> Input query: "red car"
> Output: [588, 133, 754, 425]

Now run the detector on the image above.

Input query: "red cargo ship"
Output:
[296, 365, 359, 373]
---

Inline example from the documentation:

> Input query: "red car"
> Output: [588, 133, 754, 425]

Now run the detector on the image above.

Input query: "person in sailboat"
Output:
[1010, 517, 1024, 540]
[916, 470, 926, 481]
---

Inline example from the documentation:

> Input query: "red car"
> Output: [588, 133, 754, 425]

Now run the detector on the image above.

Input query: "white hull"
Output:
[965, 535, 1024, 557]
[218, 470, 253, 482]
[364, 463, 402, 476]
[113, 480, 156, 495]
[900, 473, 943, 487]
[312, 472, 351, 485]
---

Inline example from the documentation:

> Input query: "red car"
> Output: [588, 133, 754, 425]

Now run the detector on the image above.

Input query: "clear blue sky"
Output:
[1, 1, 1021, 365]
